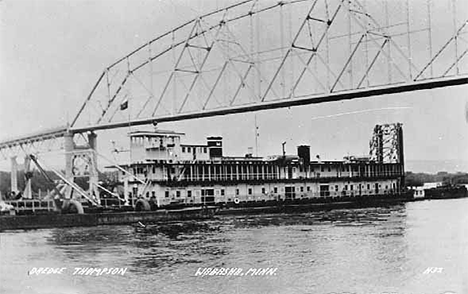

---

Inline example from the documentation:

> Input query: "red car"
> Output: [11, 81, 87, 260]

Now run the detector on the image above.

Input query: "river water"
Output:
[1, 198, 467, 294]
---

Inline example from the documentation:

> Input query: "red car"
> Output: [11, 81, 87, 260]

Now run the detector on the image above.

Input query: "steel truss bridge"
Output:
[0, 0, 467, 204]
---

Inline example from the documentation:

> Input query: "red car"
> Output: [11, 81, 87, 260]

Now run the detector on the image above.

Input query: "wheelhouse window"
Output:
[165, 191, 169, 198]
[187, 190, 192, 197]
[248, 188, 252, 195]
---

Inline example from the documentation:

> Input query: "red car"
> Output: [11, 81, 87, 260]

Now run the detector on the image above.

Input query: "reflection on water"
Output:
[1, 199, 467, 294]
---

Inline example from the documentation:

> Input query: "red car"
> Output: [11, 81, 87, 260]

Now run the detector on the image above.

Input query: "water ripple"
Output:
[1, 199, 467, 294]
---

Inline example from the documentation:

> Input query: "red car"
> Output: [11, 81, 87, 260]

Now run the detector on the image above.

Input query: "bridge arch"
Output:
[69, 0, 468, 133]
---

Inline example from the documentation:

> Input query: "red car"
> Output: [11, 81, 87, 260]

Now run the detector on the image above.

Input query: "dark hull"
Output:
[424, 186, 467, 200]
[216, 193, 415, 215]
[0, 193, 416, 231]
[0, 207, 216, 232]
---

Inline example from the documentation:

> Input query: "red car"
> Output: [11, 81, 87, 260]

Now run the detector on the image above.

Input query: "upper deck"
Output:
[117, 157, 403, 185]
[116, 124, 405, 184]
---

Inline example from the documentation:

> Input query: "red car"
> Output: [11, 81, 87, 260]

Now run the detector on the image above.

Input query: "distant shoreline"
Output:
[406, 160, 468, 174]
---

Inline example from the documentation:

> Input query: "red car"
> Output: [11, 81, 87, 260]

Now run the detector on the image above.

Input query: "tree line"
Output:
[405, 171, 468, 187]
[0, 170, 118, 198]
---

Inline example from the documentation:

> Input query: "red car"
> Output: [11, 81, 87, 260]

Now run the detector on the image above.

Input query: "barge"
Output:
[0, 207, 216, 231]
[412, 184, 467, 200]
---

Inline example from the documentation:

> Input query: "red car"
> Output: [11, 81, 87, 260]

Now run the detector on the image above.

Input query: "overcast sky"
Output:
[0, 0, 467, 172]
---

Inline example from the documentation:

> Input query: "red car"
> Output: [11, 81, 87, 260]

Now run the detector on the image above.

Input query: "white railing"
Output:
[5, 199, 55, 212]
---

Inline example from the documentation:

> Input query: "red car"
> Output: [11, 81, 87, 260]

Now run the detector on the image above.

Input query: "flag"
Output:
[120, 99, 128, 111]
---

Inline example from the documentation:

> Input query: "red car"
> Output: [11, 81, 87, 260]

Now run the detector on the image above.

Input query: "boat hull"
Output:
[0, 207, 216, 231]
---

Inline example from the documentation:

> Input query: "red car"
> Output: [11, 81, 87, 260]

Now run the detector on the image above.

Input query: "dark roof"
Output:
[181, 144, 208, 147]
[129, 130, 185, 137]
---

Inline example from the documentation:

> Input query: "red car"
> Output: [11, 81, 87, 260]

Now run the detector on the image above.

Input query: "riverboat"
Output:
[112, 123, 410, 210]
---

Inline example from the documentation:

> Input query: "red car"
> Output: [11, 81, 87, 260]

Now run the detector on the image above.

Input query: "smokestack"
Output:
[245, 147, 253, 158]
[207, 136, 223, 158]
[297, 145, 310, 164]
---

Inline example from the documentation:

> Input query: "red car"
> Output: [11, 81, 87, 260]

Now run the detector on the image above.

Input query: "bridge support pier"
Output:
[23, 155, 32, 199]
[63, 131, 100, 205]
[123, 176, 129, 205]
[87, 132, 99, 202]
[10, 156, 18, 196]
[64, 131, 74, 199]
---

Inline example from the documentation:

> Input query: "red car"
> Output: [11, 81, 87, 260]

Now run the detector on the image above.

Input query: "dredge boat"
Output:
[113, 123, 412, 211]
[0, 123, 410, 231]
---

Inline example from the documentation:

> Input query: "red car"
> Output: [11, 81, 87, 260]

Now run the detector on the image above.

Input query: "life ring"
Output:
[233, 198, 240, 204]
[62, 199, 84, 214]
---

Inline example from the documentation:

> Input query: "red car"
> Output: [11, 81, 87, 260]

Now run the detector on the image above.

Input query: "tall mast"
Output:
[254, 114, 259, 157]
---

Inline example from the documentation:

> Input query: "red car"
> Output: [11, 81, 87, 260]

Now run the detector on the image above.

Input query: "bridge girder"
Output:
[69, 0, 468, 133]
[0, 127, 67, 160]
[0, 0, 467, 155]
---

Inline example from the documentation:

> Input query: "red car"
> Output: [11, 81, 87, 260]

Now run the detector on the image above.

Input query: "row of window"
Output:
[340, 183, 395, 191]
[182, 165, 281, 181]
[131, 136, 177, 145]
[130, 164, 401, 179]
[182, 146, 208, 153]
[313, 165, 400, 175]
[145, 182, 396, 198]
[162, 189, 224, 198]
